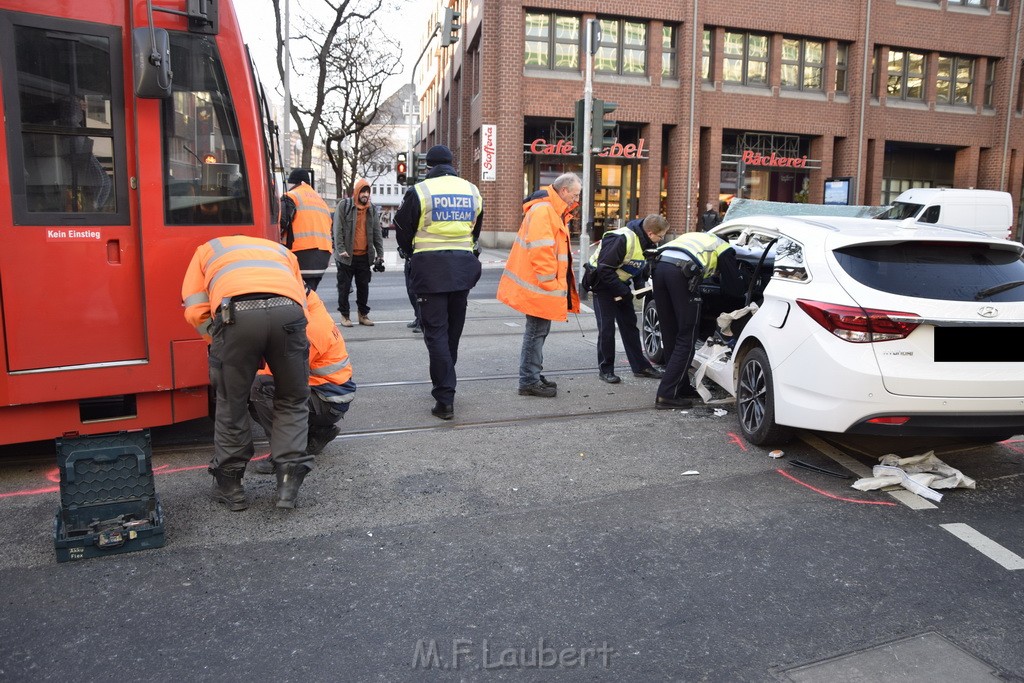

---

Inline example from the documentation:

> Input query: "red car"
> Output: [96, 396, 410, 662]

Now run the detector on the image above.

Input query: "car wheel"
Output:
[642, 297, 664, 364]
[736, 347, 793, 446]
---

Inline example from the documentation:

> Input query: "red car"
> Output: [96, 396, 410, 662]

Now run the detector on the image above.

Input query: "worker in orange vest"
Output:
[281, 169, 333, 290]
[250, 287, 357, 474]
[182, 235, 311, 511]
[496, 173, 582, 398]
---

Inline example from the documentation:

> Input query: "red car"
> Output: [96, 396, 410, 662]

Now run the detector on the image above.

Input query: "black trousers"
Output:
[593, 290, 653, 375]
[404, 257, 421, 324]
[652, 261, 702, 400]
[417, 289, 470, 405]
[336, 254, 372, 318]
[295, 249, 332, 291]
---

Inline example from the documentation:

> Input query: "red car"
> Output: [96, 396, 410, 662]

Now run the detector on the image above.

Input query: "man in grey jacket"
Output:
[332, 178, 385, 326]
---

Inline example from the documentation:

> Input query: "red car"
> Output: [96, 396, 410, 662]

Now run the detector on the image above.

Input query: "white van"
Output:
[875, 188, 1014, 239]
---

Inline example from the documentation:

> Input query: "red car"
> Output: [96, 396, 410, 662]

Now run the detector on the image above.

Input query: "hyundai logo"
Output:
[977, 306, 999, 318]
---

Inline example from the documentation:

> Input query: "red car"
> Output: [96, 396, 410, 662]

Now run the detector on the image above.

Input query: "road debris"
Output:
[768, 450, 784, 459]
[681, 470, 699, 476]
[852, 452, 976, 503]
[713, 408, 728, 417]
[789, 459, 851, 479]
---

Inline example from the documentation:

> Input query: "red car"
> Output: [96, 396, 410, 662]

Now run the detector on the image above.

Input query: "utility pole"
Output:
[282, 0, 291, 173]
[578, 19, 599, 288]
[405, 20, 442, 181]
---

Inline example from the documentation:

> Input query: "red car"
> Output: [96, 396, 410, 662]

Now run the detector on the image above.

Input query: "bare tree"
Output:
[270, 0, 395, 169]
[319, 21, 402, 196]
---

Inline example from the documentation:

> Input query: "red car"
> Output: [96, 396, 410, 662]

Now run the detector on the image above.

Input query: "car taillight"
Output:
[866, 416, 911, 425]
[796, 299, 920, 343]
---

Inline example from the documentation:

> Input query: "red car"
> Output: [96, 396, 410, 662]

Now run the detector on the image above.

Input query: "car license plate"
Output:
[934, 326, 1024, 362]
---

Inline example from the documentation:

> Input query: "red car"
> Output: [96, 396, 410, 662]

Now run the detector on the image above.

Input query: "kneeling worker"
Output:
[251, 287, 356, 476]
[587, 214, 669, 383]
[652, 231, 743, 410]
[181, 235, 310, 511]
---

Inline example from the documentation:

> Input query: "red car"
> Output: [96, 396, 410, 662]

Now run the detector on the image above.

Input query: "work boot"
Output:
[211, 469, 247, 511]
[539, 375, 557, 389]
[339, 316, 353, 327]
[306, 425, 341, 455]
[275, 463, 309, 509]
[358, 314, 375, 326]
[431, 401, 454, 420]
[518, 383, 556, 398]
[251, 458, 275, 475]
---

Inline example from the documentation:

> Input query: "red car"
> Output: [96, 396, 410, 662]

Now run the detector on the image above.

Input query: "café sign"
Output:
[526, 138, 649, 159]
[741, 150, 808, 168]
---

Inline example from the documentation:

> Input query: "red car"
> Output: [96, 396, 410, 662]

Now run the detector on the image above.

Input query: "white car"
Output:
[651, 215, 1024, 446]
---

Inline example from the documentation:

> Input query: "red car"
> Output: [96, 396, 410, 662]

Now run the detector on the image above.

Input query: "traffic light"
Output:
[396, 152, 408, 185]
[592, 99, 617, 151]
[573, 98, 586, 154]
[414, 151, 428, 182]
[440, 7, 461, 47]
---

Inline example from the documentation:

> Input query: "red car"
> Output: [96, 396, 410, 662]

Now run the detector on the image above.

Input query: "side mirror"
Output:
[133, 28, 172, 99]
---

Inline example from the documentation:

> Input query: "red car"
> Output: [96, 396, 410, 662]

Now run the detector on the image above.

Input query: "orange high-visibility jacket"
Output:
[181, 236, 306, 340]
[497, 186, 580, 321]
[258, 289, 353, 386]
[285, 183, 333, 252]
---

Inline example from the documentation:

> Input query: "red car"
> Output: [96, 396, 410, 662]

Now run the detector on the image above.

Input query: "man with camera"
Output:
[333, 178, 385, 327]
[651, 231, 743, 410]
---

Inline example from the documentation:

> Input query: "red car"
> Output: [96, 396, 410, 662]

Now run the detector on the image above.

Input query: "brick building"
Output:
[414, 0, 1024, 245]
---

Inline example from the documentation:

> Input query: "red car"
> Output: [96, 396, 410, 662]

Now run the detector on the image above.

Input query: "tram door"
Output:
[0, 15, 145, 371]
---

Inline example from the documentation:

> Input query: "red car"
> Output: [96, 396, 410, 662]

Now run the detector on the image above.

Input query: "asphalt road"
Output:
[1, 242, 1022, 681]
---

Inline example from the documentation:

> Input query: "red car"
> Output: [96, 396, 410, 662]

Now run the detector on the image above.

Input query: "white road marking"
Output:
[941, 523, 1024, 570]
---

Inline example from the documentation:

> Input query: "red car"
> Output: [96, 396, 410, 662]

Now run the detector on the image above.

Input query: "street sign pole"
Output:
[578, 19, 599, 290]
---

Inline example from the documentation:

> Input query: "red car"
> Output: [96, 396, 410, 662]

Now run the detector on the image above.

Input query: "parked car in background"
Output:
[874, 188, 1014, 240]
[642, 216, 1024, 446]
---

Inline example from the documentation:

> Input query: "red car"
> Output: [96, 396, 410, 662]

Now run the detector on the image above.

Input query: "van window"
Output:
[920, 205, 940, 223]
[875, 201, 922, 220]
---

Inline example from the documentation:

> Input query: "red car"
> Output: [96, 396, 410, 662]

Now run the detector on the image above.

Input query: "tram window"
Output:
[162, 33, 252, 225]
[5, 23, 124, 220]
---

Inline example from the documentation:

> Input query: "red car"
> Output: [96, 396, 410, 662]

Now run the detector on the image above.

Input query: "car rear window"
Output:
[833, 242, 1024, 301]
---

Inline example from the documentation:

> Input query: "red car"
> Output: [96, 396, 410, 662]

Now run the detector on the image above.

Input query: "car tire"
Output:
[642, 296, 664, 364]
[737, 347, 794, 447]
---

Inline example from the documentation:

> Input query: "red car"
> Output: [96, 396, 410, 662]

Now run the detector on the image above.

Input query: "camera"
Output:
[372, 259, 386, 273]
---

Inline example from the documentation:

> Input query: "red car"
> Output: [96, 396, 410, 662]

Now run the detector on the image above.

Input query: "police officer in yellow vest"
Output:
[394, 145, 483, 420]
[586, 215, 670, 384]
[652, 231, 743, 409]
[281, 169, 333, 290]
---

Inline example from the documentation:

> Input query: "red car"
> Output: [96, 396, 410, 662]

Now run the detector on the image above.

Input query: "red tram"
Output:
[0, 0, 280, 444]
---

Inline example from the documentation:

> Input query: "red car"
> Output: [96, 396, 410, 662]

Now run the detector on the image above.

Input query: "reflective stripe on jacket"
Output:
[259, 290, 352, 387]
[496, 186, 580, 321]
[285, 183, 333, 252]
[657, 232, 731, 279]
[589, 226, 647, 282]
[413, 175, 481, 253]
[181, 236, 306, 339]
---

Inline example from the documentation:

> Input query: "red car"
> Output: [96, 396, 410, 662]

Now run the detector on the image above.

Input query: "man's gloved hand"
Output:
[372, 259, 386, 273]
[472, 245, 481, 258]
[397, 246, 408, 260]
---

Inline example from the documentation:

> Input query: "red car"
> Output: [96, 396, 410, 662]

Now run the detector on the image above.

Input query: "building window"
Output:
[723, 31, 769, 87]
[524, 12, 580, 71]
[702, 29, 712, 81]
[887, 49, 926, 101]
[948, 0, 987, 5]
[997, 0, 1009, 9]
[781, 37, 823, 91]
[836, 43, 849, 93]
[595, 18, 647, 75]
[662, 25, 677, 78]
[871, 46, 880, 97]
[936, 54, 974, 105]
[984, 59, 997, 108]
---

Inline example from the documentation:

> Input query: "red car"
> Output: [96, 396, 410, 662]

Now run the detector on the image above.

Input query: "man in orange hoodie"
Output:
[496, 173, 582, 397]
[332, 178, 384, 327]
